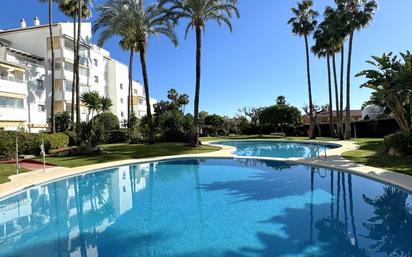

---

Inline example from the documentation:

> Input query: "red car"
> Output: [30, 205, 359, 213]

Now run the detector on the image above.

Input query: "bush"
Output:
[79, 121, 106, 149]
[384, 130, 412, 157]
[105, 130, 128, 144]
[63, 131, 79, 146]
[43, 133, 70, 152]
[0, 131, 41, 159]
[92, 112, 120, 131]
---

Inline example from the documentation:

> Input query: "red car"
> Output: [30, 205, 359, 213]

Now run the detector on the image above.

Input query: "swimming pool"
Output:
[212, 140, 340, 158]
[1, 158, 410, 257]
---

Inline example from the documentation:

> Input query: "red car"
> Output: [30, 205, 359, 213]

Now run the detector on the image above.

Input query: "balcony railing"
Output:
[0, 75, 24, 84]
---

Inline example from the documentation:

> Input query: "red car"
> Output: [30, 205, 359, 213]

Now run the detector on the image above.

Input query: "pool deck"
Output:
[1, 139, 412, 199]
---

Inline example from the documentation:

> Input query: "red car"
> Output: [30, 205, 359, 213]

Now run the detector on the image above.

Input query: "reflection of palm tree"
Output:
[363, 187, 412, 256]
[348, 174, 358, 247]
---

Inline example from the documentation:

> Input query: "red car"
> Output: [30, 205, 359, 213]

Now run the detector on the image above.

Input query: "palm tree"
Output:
[99, 96, 113, 113]
[93, 0, 137, 141]
[80, 91, 100, 121]
[170, 0, 240, 146]
[312, 21, 336, 137]
[58, 0, 91, 129]
[338, 0, 377, 139]
[288, 0, 319, 139]
[94, 0, 178, 144]
[38, 0, 57, 133]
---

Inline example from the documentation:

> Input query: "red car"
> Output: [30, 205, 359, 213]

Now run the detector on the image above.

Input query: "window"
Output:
[36, 79, 44, 90]
[64, 62, 74, 72]
[120, 98, 124, 104]
[0, 96, 24, 109]
[133, 89, 138, 95]
[38, 104, 45, 112]
[94, 76, 99, 83]
[66, 81, 73, 92]
[120, 111, 124, 118]
[93, 58, 98, 66]
[120, 83, 123, 90]
[79, 67, 89, 76]
[139, 98, 145, 105]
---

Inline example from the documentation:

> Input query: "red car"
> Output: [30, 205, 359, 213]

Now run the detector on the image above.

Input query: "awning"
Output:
[0, 61, 25, 72]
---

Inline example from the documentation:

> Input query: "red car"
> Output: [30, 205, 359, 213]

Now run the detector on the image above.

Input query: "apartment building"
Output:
[0, 18, 156, 131]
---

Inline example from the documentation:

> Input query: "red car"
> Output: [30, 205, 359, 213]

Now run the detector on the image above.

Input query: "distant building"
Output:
[0, 18, 157, 132]
[303, 109, 363, 125]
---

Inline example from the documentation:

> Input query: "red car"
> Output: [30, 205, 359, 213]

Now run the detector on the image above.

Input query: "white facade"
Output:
[0, 19, 156, 131]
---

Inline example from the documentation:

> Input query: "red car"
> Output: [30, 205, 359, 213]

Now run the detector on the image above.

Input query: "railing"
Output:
[0, 75, 25, 84]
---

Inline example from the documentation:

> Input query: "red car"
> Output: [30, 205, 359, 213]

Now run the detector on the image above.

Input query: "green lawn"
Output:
[342, 138, 412, 175]
[41, 143, 220, 168]
[0, 164, 28, 184]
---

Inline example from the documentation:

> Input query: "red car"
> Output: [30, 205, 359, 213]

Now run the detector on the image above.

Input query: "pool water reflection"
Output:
[212, 141, 339, 158]
[0, 158, 411, 257]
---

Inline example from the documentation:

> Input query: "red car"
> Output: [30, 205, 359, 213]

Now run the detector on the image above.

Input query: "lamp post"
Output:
[15, 122, 25, 175]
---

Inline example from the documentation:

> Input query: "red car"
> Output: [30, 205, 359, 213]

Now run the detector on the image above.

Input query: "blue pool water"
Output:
[0, 158, 411, 257]
[212, 140, 340, 158]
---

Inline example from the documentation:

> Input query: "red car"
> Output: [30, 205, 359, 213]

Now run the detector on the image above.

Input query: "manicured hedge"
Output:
[0, 131, 69, 160]
[384, 130, 412, 157]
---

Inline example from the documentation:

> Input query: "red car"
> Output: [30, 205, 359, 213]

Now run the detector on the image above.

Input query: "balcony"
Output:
[0, 76, 27, 96]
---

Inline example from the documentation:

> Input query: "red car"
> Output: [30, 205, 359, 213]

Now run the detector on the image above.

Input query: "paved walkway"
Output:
[1, 139, 411, 199]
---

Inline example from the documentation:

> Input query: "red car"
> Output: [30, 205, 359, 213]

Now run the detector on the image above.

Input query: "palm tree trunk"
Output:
[75, 0, 82, 133]
[345, 32, 354, 139]
[332, 54, 341, 137]
[139, 46, 154, 144]
[128, 49, 134, 142]
[49, 0, 56, 133]
[304, 34, 315, 139]
[340, 46, 345, 139]
[327, 54, 335, 137]
[409, 93, 412, 128]
[71, 13, 77, 131]
[193, 26, 202, 146]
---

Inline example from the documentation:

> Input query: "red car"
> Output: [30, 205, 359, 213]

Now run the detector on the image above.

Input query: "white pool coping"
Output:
[1, 139, 412, 199]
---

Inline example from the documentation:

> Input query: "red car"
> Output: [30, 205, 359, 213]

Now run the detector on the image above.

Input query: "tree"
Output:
[99, 96, 113, 113]
[59, 0, 91, 129]
[53, 111, 72, 132]
[38, 0, 57, 133]
[338, 0, 377, 139]
[313, 20, 336, 137]
[356, 53, 410, 131]
[288, 0, 319, 139]
[170, 0, 240, 146]
[80, 91, 100, 121]
[93, 0, 138, 141]
[94, 0, 178, 144]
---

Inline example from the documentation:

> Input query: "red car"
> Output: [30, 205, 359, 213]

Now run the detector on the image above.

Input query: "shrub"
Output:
[79, 121, 106, 149]
[92, 112, 120, 131]
[0, 131, 41, 159]
[384, 130, 412, 157]
[54, 111, 71, 132]
[42, 133, 70, 152]
[63, 131, 79, 146]
[106, 130, 128, 144]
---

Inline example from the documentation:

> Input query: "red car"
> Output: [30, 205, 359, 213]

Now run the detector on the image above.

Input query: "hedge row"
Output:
[0, 131, 69, 160]
[384, 130, 412, 157]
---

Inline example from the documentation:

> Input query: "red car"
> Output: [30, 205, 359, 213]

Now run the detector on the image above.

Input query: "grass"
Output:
[0, 164, 28, 184]
[342, 138, 412, 175]
[40, 143, 220, 168]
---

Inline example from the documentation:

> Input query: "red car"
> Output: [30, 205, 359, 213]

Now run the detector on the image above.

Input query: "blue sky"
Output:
[1, 0, 411, 116]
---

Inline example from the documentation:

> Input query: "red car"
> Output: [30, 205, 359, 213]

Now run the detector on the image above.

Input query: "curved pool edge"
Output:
[1, 139, 412, 199]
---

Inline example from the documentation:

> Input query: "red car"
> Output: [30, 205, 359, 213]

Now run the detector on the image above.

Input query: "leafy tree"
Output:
[92, 113, 120, 131]
[288, 0, 318, 139]
[80, 91, 100, 121]
[261, 100, 302, 133]
[356, 53, 410, 131]
[170, 0, 240, 145]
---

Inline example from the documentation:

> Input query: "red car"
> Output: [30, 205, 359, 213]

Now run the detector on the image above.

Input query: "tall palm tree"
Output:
[59, 0, 91, 130]
[170, 0, 240, 146]
[288, 0, 318, 139]
[99, 96, 113, 113]
[39, 0, 57, 133]
[95, 0, 178, 144]
[338, 0, 377, 139]
[80, 91, 100, 121]
[313, 22, 335, 137]
[93, 0, 137, 141]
